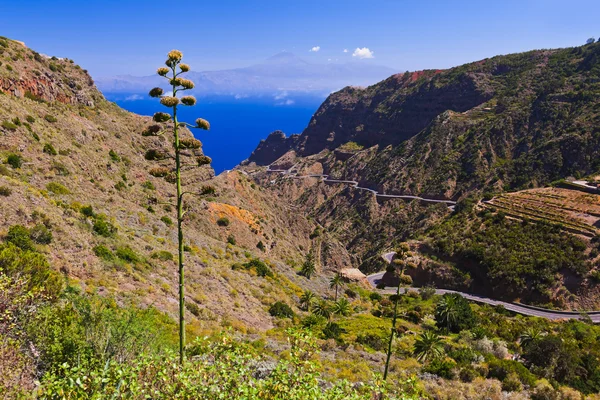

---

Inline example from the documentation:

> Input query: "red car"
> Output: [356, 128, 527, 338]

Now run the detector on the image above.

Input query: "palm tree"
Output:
[331, 297, 351, 317]
[310, 300, 331, 320]
[329, 273, 344, 301]
[413, 331, 444, 362]
[519, 327, 545, 348]
[144, 50, 211, 364]
[299, 250, 316, 279]
[299, 290, 316, 311]
[435, 294, 460, 332]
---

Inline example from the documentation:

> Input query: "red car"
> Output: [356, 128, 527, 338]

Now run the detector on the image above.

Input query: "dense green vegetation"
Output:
[428, 202, 590, 303]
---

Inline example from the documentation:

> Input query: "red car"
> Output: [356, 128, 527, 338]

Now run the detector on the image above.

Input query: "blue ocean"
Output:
[106, 94, 323, 174]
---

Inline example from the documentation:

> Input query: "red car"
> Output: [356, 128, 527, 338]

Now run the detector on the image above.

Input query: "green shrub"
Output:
[44, 114, 57, 123]
[141, 180, 155, 190]
[268, 301, 294, 319]
[52, 161, 69, 176]
[24, 91, 45, 103]
[0, 242, 62, 297]
[322, 322, 345, 340]
[423, 358, 456, 379]
[114, 181, 126, 191]
[26, 115, 35, 123]
[93, 245, 114, 261]
[216, 217, 230, 227]
[369, 292, 382, 302]
[92, 217, 116, 238]
[161, 216, 173, 226]
[6, 153, 22, 169]
[186, 301, 201, 317]
[115, 246, 142, 263]
[2, 120, 17, 131]
[29, 224, 52, 244]
[81, 205, 95, 218]
[151, 250, 174, 262]
[108, 149, 120, 162]
[0, 186, 11, 196]
[46, 182, 70, 195]
[6, 225, 34, 251]
[32, 132, 40, 141]
[243, 258, 274, 278]
[227, 235, 236, 245]
[256, 241, 266, 252]
[43, 143, 58, 156]
[356, 333, 386, 351]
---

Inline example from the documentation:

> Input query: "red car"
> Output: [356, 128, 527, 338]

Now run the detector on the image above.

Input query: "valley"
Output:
[3, 33, 600, 399]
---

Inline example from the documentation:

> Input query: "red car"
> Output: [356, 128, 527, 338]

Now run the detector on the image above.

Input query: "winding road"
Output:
[265, 165, 457, 208]
[260, 165, 600, 322]
[370, 252, 600, 323]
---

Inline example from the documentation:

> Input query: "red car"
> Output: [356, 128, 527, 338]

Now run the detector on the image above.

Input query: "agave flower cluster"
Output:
[141, 50, 213, 364]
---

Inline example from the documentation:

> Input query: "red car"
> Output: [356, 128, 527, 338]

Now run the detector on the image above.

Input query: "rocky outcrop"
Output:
[0, 38, 99, 106]
[246, 130, 299, 165]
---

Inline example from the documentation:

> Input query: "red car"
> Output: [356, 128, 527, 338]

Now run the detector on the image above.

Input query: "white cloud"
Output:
[343, 49, 348, 53]
[352, 47, 374, 59]
[276, 99, 295, 106]
[274, 90, 288, 100]
[309, 46, 320, 52]
[234, 94, 248, 100]
[125, 94, 143, 101]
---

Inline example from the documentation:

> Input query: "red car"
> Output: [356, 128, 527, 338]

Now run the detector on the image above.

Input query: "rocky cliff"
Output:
[248, 43, 600, 200]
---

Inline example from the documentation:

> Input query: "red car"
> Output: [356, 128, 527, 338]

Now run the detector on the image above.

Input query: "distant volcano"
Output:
[95, 52, 397, 97]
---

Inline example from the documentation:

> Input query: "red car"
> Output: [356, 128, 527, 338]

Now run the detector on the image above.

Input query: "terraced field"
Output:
[485, 188, 600, 237]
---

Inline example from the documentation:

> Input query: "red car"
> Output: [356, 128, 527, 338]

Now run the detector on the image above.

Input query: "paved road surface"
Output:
[265, 165, 456, 207]
[371, 252, 600, 322]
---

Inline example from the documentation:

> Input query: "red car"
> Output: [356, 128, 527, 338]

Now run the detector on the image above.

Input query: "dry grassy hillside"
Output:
[0, 37, 336, 333]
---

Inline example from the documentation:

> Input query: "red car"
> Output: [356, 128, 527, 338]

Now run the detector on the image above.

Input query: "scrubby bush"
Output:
[2, 120, 17, 131]
[43, 143, 57, 155]
[269, 301, 294, 319]
[141, 180, 155, 190]
[151, 250, 174, 262]
[108, 149, 120, 162]
[6, 153, 22, 168]
[115, 246, 142, 264]
[93, 216, 116, 237]
[81, 205, 95, 218]
[242, 258, 274, 278]
[6, 225, 34, 251]
[217, 217, 230, 227]
[0, 185, 11, 196]
[93, 245, 114, 261]
[227, 235, 236, 245]
[46, 182, 70, 195]
[161, 216, 173, 226]
[256, 241, 266, 251]
[423, 359, 456, 379]
[29, 224, 52, 244]
[44, 114, 57, 123]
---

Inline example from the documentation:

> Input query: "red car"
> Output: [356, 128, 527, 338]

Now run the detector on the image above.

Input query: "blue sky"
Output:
[1, 0, 599, 77]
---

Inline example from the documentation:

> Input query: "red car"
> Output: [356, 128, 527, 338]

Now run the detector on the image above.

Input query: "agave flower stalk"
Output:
[144, 50, 211, 364]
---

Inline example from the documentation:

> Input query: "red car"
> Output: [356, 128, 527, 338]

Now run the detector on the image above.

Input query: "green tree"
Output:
[299, 290, 316, 311]
[310, 300, 331, 320]
[299, 250, 316, 279]
[331, 297, 351, 317]
[384, 243, 413, 380]
[434, 293, 476, 333]
[144, 50, 212, 363]
[329, 273, 344, 301]
[519, 327, 546, 349]
[413, 331, 444, 362]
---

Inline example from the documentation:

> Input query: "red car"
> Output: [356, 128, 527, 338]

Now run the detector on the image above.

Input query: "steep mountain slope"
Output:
[0, 37, 337, 333]
[243, 42, 600, 308]
[248, 43, 600, 200]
